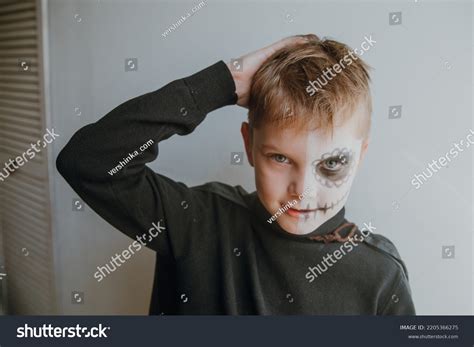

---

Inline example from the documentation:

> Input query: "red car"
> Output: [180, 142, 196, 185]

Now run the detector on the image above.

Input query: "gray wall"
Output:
[48, 0, 473, 314]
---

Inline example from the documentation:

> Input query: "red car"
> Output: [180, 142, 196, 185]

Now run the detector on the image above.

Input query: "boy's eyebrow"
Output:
[259, 144, 282, 151]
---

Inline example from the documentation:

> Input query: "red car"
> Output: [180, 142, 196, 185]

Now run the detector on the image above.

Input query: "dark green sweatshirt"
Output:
[56, 61, 415, 315]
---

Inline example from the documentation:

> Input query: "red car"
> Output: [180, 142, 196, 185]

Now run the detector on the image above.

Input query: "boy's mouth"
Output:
[286, 205, 331, 218]
[282, 191, 349, 221]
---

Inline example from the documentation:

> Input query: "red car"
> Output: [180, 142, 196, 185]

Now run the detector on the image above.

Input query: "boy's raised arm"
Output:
[56, 61, 237, 256]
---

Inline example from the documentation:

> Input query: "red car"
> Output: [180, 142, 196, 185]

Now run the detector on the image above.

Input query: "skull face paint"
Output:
[243, 104, 369, 236]
[312, 148, 356, 188]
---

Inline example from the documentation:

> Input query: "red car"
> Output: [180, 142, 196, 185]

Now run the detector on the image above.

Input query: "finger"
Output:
[262, 34, 318, 57]
[298, 34, 320, 42]
[270, 35, 307, 50]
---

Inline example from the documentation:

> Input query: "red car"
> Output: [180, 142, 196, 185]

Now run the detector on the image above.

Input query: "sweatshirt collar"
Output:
[247, 192, 346, 240]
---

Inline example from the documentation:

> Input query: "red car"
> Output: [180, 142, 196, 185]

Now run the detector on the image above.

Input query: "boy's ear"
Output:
[357, 137, 370, 169]
[241, 122, 254, 167]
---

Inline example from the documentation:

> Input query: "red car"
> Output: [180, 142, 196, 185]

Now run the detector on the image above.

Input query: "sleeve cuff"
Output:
[183, 60, 238, 115]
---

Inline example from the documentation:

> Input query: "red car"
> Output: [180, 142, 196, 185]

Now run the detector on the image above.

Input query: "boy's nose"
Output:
[288, 181, 306, 199]
[288, 165, 316, 199]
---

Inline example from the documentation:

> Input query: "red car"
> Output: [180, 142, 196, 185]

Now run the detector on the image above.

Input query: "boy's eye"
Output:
[271, 154, 290, 164]
[323, 158, 341, 170]
[312, 148, 355, 187]
[318, 156, 348, 174]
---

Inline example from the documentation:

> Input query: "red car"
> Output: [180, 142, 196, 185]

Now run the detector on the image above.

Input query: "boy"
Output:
[57, 34, 415, 315]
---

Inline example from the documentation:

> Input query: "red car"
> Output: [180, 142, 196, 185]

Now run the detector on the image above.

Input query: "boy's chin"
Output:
[277, 216, 329, 236]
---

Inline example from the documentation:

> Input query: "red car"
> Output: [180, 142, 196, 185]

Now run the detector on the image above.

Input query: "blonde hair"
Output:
[248, 35, 372, 139]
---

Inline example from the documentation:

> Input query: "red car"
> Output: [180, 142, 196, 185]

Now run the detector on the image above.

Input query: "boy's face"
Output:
[241, 104, 369, 235]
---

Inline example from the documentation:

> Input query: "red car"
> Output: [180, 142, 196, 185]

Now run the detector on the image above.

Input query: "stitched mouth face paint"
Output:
[285, 190, 350, 222]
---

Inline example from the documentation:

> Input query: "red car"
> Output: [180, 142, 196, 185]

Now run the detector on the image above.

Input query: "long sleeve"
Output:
[56, 61, 237, 257]
[380, 268, 416, 315]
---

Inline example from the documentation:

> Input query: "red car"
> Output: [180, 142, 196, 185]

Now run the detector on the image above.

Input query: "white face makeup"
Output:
[244, 105, 368, 235]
